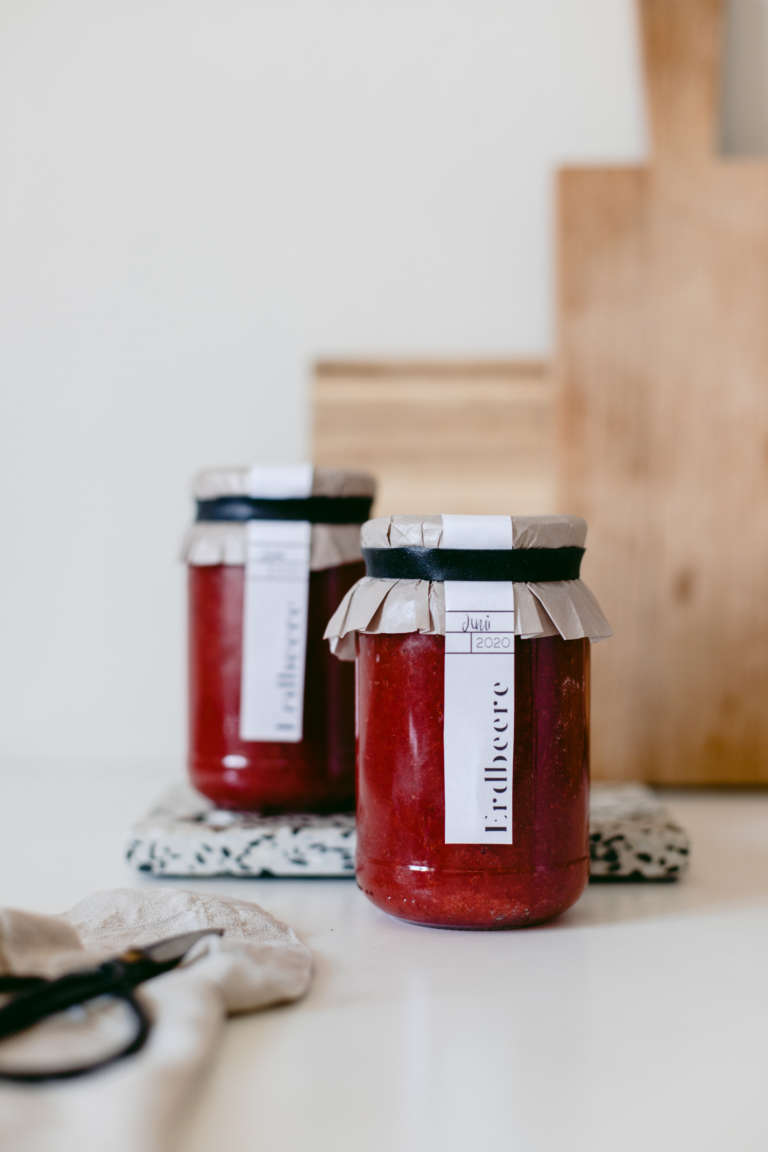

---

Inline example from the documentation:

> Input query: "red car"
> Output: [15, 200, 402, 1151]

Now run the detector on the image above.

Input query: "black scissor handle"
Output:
[0, 928, 221, 1083]
[0, 975, 47, 994]
[0, 965, 152, 1083]
[0, 959, 130, 1042]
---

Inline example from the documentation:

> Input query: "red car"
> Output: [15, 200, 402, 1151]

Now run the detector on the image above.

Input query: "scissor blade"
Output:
[140, 928, 224, 965]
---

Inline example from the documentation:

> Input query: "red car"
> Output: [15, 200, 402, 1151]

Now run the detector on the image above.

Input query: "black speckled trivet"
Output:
[588, 786, 690, 881]
[126, 783, 689, 881]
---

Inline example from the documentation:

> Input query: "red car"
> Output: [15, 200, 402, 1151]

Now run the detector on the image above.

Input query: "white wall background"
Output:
[0, 0, 762, 761]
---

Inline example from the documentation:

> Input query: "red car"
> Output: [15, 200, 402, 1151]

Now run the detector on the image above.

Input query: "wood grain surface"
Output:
[558, 0, 768, 783]
[314, 360, 555, 517]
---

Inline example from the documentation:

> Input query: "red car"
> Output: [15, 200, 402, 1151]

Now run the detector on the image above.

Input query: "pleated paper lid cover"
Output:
[361, 513, 587, 550]
[325, 513, 611, 660]
[183, 465, 375, 572]
[193, 466, 375, 501]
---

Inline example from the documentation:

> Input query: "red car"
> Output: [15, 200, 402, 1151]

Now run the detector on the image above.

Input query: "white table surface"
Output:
[2, 759, 766, 1152]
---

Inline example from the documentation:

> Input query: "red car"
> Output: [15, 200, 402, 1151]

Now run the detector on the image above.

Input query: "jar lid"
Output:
[361, 514, 586, 582]
[183, 465, 375, 571]
[361, 514, 586, 550]
[193, 465, 376, 501]
[325, 513, 611, 659]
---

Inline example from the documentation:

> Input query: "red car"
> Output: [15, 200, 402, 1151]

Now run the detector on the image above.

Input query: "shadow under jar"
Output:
[184, 466, 375, 812]
[325, 514, 611, 928]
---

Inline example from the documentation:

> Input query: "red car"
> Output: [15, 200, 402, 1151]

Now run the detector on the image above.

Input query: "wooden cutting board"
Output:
[558, 0, 768, 784]
[314, 360, 555, 515]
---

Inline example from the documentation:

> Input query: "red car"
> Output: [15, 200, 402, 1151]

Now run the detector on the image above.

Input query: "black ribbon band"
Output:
[196, 495, 374, 525]
[363, 545, 584, 582]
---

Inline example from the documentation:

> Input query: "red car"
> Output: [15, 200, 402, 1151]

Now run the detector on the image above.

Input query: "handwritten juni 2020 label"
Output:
[239, 519, 311, 743]
[442, 514, 515, 845]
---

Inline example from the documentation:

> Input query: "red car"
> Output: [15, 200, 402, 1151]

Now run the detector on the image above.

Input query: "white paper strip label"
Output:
[442, 514, 515, 845]
[239, 519, 311, 743]
[246, 461, 314, 498]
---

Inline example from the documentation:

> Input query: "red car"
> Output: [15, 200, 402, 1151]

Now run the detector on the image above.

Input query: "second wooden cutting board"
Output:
[558, 0, 768, 784]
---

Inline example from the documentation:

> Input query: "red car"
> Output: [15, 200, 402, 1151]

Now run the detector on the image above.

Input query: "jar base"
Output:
[189, 760, 355, 814]
[356, 860, 589, 929]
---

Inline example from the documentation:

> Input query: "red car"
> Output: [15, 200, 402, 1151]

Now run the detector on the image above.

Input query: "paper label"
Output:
[239, 519, 311, 743]
[246, 462, 314, 498]
[442, 515, 515, 845]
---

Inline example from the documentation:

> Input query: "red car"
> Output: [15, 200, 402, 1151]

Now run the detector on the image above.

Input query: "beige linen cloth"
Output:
[0, 888, 312, 1152]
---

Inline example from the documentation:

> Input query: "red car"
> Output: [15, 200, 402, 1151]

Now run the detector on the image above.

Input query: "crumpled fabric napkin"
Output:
[0, 888, 312, 1152]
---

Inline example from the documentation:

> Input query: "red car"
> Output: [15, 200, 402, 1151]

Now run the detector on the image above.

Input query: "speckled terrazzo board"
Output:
[588, 786, 690, 880]
[126, 783, 689, 881]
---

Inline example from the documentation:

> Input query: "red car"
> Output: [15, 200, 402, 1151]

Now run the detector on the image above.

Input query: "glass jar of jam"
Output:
[184, 465, 375, 812]
[326, 514, 611, 928]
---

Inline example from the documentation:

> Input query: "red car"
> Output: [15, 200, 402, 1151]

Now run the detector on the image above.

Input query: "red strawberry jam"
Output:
[189, 561, 363, 812]
[356, 631, 590, 928]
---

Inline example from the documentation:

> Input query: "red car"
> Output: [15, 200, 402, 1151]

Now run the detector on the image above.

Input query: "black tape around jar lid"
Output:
[362, 545, 584, 582]
[196, 495, 374, 525]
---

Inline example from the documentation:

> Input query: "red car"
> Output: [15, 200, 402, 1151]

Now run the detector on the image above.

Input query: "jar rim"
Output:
[361, 514, 587, 551]
[192, 466, 376, 501]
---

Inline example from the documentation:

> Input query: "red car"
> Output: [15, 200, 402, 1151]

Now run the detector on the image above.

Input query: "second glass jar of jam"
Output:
[185, 465, 375, 812]
[326, 514, 611, 928]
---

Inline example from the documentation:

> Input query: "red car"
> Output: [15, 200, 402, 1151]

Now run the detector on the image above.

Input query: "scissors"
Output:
[0, 927, 223, 1083]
